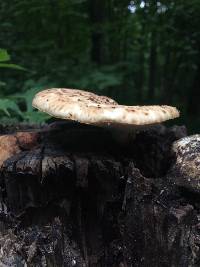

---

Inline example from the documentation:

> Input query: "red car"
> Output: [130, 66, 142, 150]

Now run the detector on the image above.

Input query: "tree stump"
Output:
[0, 121, 199, 267]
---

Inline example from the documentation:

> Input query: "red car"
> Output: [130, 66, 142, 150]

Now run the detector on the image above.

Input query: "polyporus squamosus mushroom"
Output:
[32, 88, 180, 142]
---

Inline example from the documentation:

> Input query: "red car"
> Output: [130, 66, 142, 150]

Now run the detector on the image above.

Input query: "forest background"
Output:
[0, 0, 199, 132]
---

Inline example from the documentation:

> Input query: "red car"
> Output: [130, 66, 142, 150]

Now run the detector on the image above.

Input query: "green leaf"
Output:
[0, 116, 19, 124]
[13, 87, 43, 112]
[0, 99, 23, 117]
[22, 111, 50, 123]
[0, 63, 26, 71]
[0, 81, 6, 87]
[0, 49, 10, 62]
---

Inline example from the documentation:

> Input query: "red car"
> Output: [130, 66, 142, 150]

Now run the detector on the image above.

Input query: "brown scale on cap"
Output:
[32, 88, 180, 127]
[36, 88, 117, 107]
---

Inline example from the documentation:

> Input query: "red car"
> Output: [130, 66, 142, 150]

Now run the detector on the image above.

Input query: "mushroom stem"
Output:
[104, 124, 137, 145]
[105, 124, 155, 145]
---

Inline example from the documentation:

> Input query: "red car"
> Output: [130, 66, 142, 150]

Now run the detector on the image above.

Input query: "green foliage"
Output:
[0, 63, 26, 71]
[22, 111, 50, 123]
[0, 49, 10, 62]
[0, 48, 26, 95]
[0, 49, 25, 70]
[0, 49, 48, 123]
[0, 99, 22, 117]
[0, 90, 51, 123]
[0, 88, 51, 123]
[10, 79, 52, 123]
[0, 0, 200, 131]
[72, 65, 124, 92]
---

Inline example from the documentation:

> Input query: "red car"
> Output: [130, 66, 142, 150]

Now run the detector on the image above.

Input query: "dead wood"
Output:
[0, 122, 199, 267]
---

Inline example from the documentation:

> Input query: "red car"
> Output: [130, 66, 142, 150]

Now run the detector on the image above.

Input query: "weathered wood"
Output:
[1, 122, 199, 267]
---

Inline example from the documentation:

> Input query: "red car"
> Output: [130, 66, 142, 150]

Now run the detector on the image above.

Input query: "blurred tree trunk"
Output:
[49, 0, 64, 49]
[187, 54, 200, 115]
[161, 47, 170, 103]
[136, 12, 147, 103]
[162, 52, 183, 104]
[107, 0, 130, 64]
[137, 50, 145, 103]
[148, 1, 157, 102]
[89, 0, 106, 64]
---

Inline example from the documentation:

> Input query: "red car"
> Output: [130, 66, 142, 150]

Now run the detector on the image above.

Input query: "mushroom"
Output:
[32, 88, 180, 144]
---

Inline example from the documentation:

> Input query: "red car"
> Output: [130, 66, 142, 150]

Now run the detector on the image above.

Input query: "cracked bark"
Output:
[0, 121, 199, 267]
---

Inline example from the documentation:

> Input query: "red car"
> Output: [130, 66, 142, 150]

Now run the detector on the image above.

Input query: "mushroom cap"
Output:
[32, 88, 180, 126]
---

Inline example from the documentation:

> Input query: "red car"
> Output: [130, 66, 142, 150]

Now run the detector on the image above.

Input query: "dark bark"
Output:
[1, 121, 200, 266]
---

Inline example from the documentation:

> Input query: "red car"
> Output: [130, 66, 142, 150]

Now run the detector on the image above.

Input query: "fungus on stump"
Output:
[1, 89, 200, 267]
[32, 88, 179, 127]
[32, 87, 180, 146]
